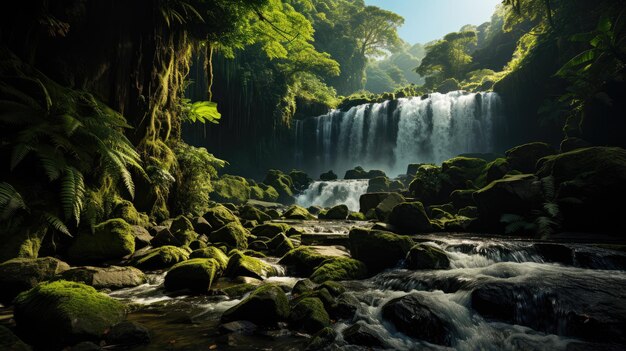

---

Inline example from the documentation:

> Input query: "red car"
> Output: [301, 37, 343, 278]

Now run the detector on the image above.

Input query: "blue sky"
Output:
[365, 0, 502, 44]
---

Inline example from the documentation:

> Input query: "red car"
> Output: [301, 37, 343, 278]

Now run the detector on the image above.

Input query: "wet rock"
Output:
[220, 320, 257, 334]
[130, 225, 152, 249]
[409, 164, 446, 206]
[318, 281, 346, 296]
[442, 157, 487, 189]
[305, 327, 336, 350]
[225, 252, 278, 280]
[320, 170, 338, 181]
[14, 281, 126, 346]
[130, 245, 189, 270]
[310, 257, 368, 283]
[189, 246, 229, 270]
[239, 205, 271, 223]
[349, 228, 413, 273]
[292, 279, 317, 296]
[505, 142, 555, 173]
[347, 212, 366, 220]
[192, 216, 212, 236]
[221, 284, 289, 327]
[248, 240, 269, 251]
[288, 297, 330, 334]
[332, 292, 360, 320]
[170, 215, 194, 234]
[405, 244, 450, 270]
[450, 189, 476, 209]
[324, 204, 349, 220]
[60, 266, 146, 290]
[189, 239, 208, 250]
[279, 246, 347, 276]
[359, 192, 390, 214]
[560, 137, 591, 153]
[367, 176, 391, 192]
[0, 325, 31, 351]
[105, 321, 150, 346]
[263, 170, 296, 204]
[164, 258, 220, 292]
[266, 233, 294, 257]
[382, 293, 452, 345]
[375, 192, 405, 220]
[209, 222, 249, 250]
[250, 223, 292, 238]
[344, 166, 368, 179]
[219, 283, 259, 298]
[387, 201, 432, 234]
[283, 205, 316, 220]
[342, 322, 389, 348]
[203, 205, 240, 230]
[67, 219, 135, 263]
[289, 170, 313, 191]
[458, 206, 479, 218]
[0, 257, 70, 304]
[483, 158, 511, 184]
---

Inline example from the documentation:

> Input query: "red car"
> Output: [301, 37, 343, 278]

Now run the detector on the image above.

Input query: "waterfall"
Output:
[294, 91, 502, 177]
[295, 180, 369, 211]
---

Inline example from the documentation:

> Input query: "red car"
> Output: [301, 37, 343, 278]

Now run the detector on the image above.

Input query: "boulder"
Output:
[279, 246, 347, 276]
[342, 322, 388, 348]
[164, 258, 220, 292]
[347, 212, 366, 221]
[211, 175, 250, 204]
[221, 284, 289, 326]
[104, 321, 150, 347]
[189, 246, 229, 269]
[14, 281, 126, 346]
[239, 205, 271, 223]
[202, 205, 240, 230]
[348, 228, 413, 273]
[208, 222, 249, 250]
[405, 245, 450, 269]
[169, 215, 194, 235]
[374, 192, 405, 220]
[288, 297, 330, 334]
[305, 327, 337, 351]
[289, 170, 313, 191]
[344, 166, 368, 179]
[191, 216, 212, 236]
[319, 170, 338, 181]
[367, 176, 390, 193]
[310, 257, 368, 283]
[481, 158, 511, 185]
[409, 164, 446, 206]
[59, 266, 146, 290]
[266, 233, 294, 257]
[382, 293, 452, 345]
[450, 189, 476, 209]
[189, 239, 208, 250]
[129, 245, 189, 270]
[560, 137, 591, 153]
[0, 257, 70, 305]
[292, 279, 317, 296]
[333, 292, 360, 320]
[441, 157, 487, 189]
[0, 228, 44, 263]
[324, 204, 349, 220]
[505, 142, 555, 173]
[359, 192, 390, 214]
[263, 170, 295, 204]
[387, 201, 432, 234]
[67, 219, 135, 263]
[283, 205, 315, 220]
[406, 163, 423, 175]
[367, 170, 386, 178]
[458, 206, 479, 218]
[111, 200, 149, 226]
[225, 252, 278, 280]
[251, 223, 292, 238]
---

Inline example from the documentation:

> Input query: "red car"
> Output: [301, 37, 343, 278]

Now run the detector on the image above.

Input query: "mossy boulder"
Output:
[450, 188, 476, 209]
[221, 284, 289, 326]
[288, 297, 330, 334]
[59, 266, 146, 290]
[289, 170, 313, 191]
[0, 257, 70, 305]
[441, 157, 488, 189]
[129, 245, 189, 270]
[219, 283, 259, 298]
[150, 227, 197, 247]
[14, 281, 126, 346]
[202, 205, 240, 229]
[164, 258, 220, 292]
[406, 163, 423, 175]
[458, 206, 479, 218]
[292, 279, 317, 296]
[560, 137, 591, 153]
[320, 170, 338, 181]
[344, 166, 368, 179]
[263, 170, 295, 204]
[249, 184, 280, 202]
[405, 245, 450, 269]
[189, 246, 229, 270]
[324, 204, 349, 220]
[387, 201, 432, 234]
[279, 247, 331, 276]
[367, 176, 390, 192]
[225, 252, 278, 280]
[211, 175, 251, 204]
[111, 199, 149, 226]
[359, 192, 390, 214]
[349, 228, 414, 273]
[0, 228, 45, 263]
[266, 233, 294, 257]
[67, 219, 135, 263]
[283, 205, 315, 220]
[209, 222, 249, 250]
[305, 327, 337, 350]
[310, 257, 368, 283]
[374, 192, 405, 220]
[408, 164, 446, 206]
[130, 225, 153, 249]
[347, 212, 366, 221]
[250, 222, 292, 238]
[505, 142, 555, 173]
[481, 158, 511, 185]
[169, 215, 194, 234]
[239, 205, 271, 223]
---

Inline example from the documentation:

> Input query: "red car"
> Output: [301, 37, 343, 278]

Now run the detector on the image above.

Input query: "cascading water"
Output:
[294, 91, 502, 177]
[295, 179, 369, 211]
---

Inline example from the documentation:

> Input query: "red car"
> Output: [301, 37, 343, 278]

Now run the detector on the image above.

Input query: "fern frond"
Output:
[543, 202, 560, 218]
[0, 182, 28, 220]
[42, 212, 71, 237]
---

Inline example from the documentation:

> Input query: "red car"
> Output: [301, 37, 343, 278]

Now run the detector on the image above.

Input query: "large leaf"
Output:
[556, 50, 596, 76]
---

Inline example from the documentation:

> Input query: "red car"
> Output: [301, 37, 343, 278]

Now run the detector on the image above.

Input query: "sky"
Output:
[364, 0, 502, 44]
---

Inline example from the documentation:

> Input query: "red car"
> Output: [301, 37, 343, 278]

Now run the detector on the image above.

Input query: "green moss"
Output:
[259, 184, 280, 202]
[289, 170, 313, 191]
[189, 239, 208, 250]
[263, 170, 295, 204]
[225, 252, 278, 279]
[306, 327, 337, 350]
[324, 204, 349, 220]
[67, 219, 135, 263]
[251, 222, 292, 238]
[111, 199, 149, 226]
[202, 205, 240, 229]
[243, 249, 267, 258]
[170, 215, 194, 234]
[310, 257, 368, 283]
[220, 283, 258, 298]
[14, 280, 126, 345]
[267, 233, 294, 256]
[288, 297, 330, 334]
[477, 157, 511, 186]
[130, 245, 189, 270]
[348, 228, 414, 273]
[278, 247, 330, 276]
[211, 175, 251, 204]
[367, 176, 391, 192]
[208, 222, 249, 250]
[431, 208, 453, 220]
[0, 228, 44, 262]
[283, 205, 316, 220]
[347, 212, 366, 221]
[409, 164, 445, 206]
[189, 246, 229, 270]
[292, 279, 317, 296]
[442, 157, 488, 188]
[405, 244, 450, 269]
[318, 281, 346, 296]
[221, 284, 289, 326]
[387, 202, 432, 234]
[164, 258, 219, 292]
[174, 230, 198, 247]
[0, 257, 70, 305]
[505, 142, 555, 173]
[239, 205, 271, 222]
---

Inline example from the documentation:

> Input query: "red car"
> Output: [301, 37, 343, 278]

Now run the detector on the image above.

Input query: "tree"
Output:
[352, 6, 405, 58]
[416, 31, 477, 87]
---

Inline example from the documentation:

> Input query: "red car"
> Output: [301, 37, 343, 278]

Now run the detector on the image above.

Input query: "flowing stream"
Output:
[295, 180, 369, 211]
[294, 91, 503, 177]
[109, 232, 626, 351]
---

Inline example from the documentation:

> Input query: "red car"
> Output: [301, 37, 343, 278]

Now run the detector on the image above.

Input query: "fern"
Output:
[0, 182, 28, 220]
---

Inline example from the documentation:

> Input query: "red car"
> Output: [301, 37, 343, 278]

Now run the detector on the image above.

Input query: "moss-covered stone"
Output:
[292, 279, 317, 296]
[0, 228, 46, 263]
[170, 215, 194, 234]
[111, 199, 149, 227]
[59, 266, 146, 290]
[324, 204, 349, 220]
[430, 208, 453, 220]
[359, 192, 389, 214]
[442, 157, 488, 189]
[289, 170, 313, 191]
[318, 281, 346, 296]
[211, 175, 251, 204]
[202, 205, 240, 230]
[164, 258, 220, 292]
[408, 164, 446, 206]
[209, 222, 249, 250]
[239, 205, 271, 223]
[387, 201, 432, 234]
[189, 239, 208, 250]
[189, 246, 229, 270]
[14, 281, 126, 346]
[67, 219, 135, 263]
[310, 257, 368, 283]
[288, 297, 330, 334]
[405, 245, 450, 269]
[319, 170, 338, 181]
[367, 176, 391, 192]
[347, 212, 366, 221]
[283, 205, 316, 220]
[266, 233, 294, 257]
[458, 206, 479, 218]
[225, 252, 278, 279]
[259, 184, 280, 202]
[375, 192, 405, 221]
[221, 284, 289, 326]
[450, 188, 476, 209]
[263, 170, 295, 204]
[344, 166, 368, 179]
[243, 249, 267, 258]
[480, 158, 511, 185]
[306, 326, 337, 350]
[506, 142, 555, 173]
[278, 247, 332, 276]
[0, 257, 70, 304]
[219, 283, 258, 298]
[250, 222, 292, 238]
[266, 208, 282, 220]
[130, 245, 189, 270]
[349, 228, 414, 273]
